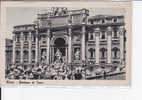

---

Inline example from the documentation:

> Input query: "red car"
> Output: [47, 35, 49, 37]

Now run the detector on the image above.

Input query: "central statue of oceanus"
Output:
[55, 49, 63, 63]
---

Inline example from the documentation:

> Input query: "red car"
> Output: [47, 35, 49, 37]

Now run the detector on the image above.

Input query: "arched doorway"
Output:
[53, 38, 67, 62]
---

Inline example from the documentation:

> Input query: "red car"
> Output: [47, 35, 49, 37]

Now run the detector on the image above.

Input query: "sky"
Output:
[6, 7, 125, 39]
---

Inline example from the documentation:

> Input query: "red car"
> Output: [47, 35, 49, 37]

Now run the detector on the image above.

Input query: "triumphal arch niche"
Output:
[50, 35, 68, 63]
[37, 7, 89, 65]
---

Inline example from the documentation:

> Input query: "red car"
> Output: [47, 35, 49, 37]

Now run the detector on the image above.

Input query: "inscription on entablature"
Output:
[52, 30, 67, 35]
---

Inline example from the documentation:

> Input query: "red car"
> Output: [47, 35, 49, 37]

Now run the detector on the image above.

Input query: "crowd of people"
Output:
[6, 62, 87, 80]
[6, 63, 124, 80]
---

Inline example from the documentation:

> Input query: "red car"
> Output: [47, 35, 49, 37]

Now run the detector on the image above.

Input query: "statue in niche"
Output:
[55, 49, 62, 63]
[75, 48, 80, 60]
[68, 14, 72, 25]
[41, 51, 46, 63]
[82, 14, 87, 23]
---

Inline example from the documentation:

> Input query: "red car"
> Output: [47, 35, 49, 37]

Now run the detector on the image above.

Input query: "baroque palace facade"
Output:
[5, 8, 126, 79]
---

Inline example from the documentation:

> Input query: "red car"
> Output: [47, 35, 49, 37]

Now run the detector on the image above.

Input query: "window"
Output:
[90, 34, 94, 40]
[32, 34, 36, 42]
[114, 50, 117, 58]
[89, 48, 95, 58]
[15, 50, 20, 63]
[15, 51, 20, 60]
[43, 41, 46, 44]
[23, 50, 28, 62]
[102, 19, 105, 24]
[101, 32, 105, 39]
[114, 30, 118, 38]
[114, 18, 117, 22]
[89, 32, 94, 40]
[24, 34, 28, 42]
[100, 48, 106, 58]
[32, 50, 35, 59]
[16, 35, 20, 42]
[112, 47, 120, 58]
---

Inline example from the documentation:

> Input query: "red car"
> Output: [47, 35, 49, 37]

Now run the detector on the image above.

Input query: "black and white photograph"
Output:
[0, 2, 131, 85]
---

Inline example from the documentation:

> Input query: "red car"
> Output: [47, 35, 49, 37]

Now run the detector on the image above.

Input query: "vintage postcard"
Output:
[0, 2, 131, 86]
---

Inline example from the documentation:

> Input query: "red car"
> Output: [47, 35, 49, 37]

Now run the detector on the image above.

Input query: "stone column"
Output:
[51, 46, 54, 63]
[66, 46, 68, 63]
[68, 27, 72, 64]
[95, 28, 100, 64]
[20, 32, 24, 63]
[12, 34, 15, 64]
[29, 31, 32, 63]
[81, 25, 86, 61]
[46, 29, 50, 64]
[107, 27, 112, 64]
[49, 45, 52, 63]
[119, 26, 125, 65]
[35, 30, 38, 64]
